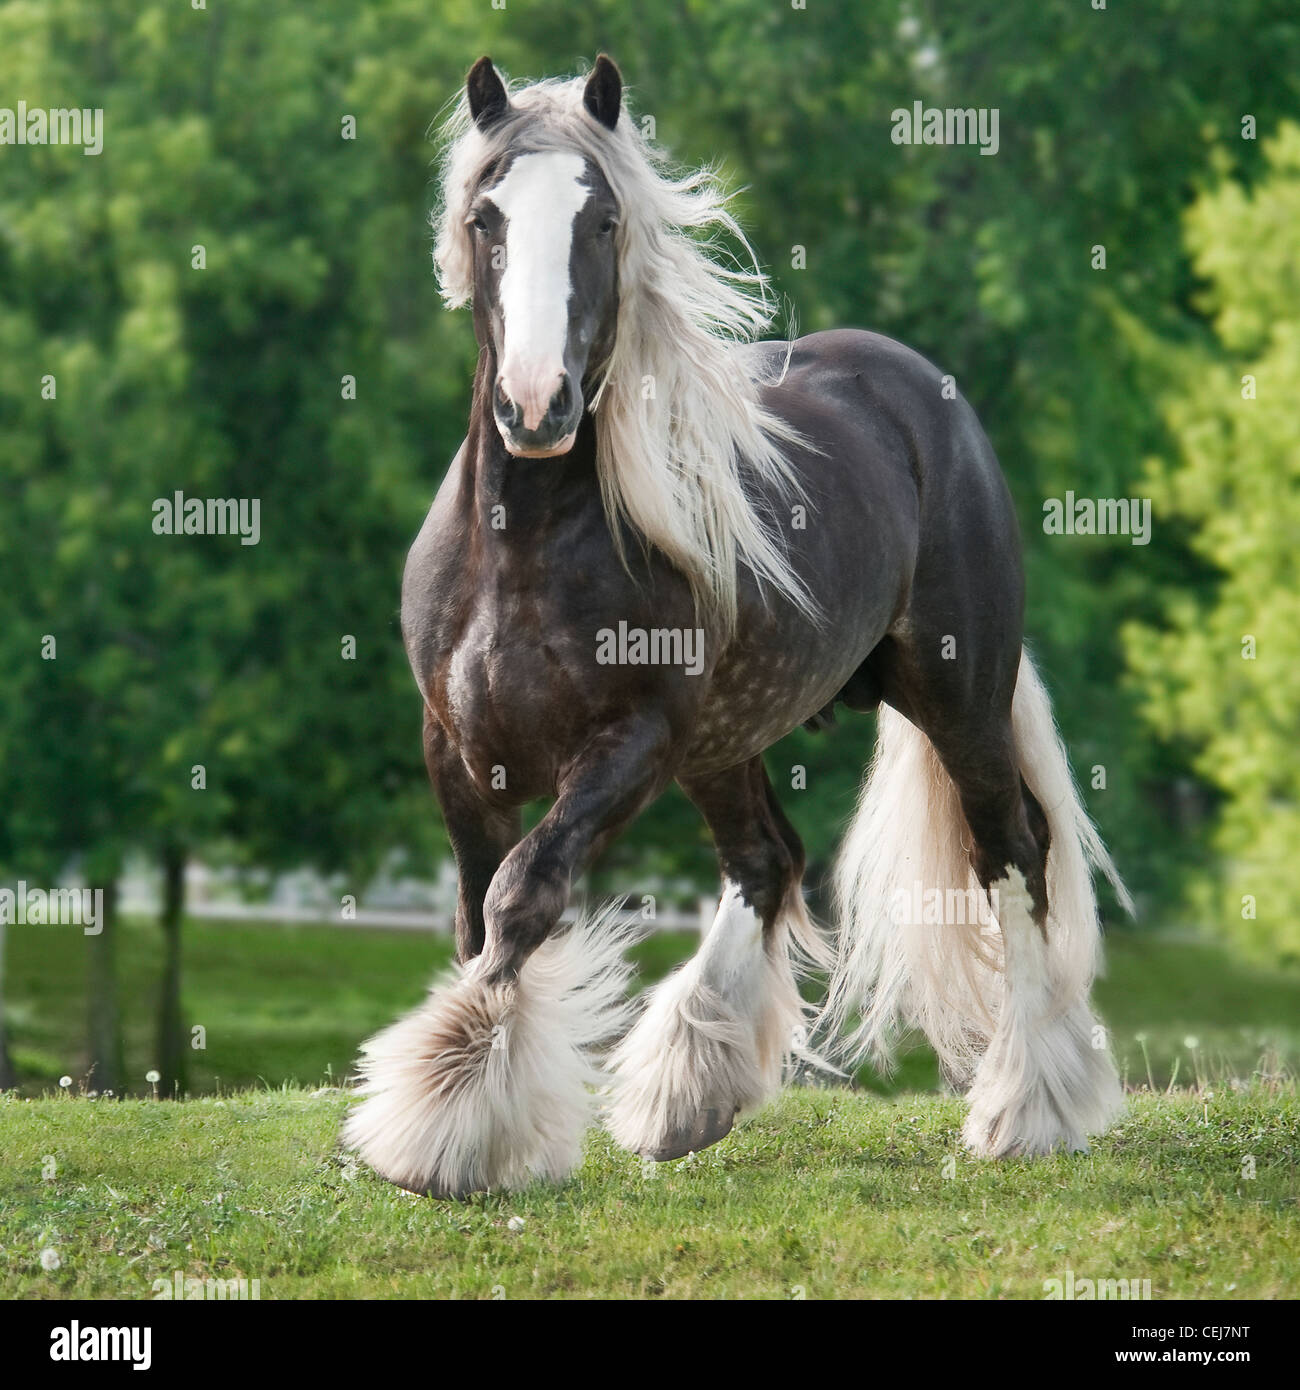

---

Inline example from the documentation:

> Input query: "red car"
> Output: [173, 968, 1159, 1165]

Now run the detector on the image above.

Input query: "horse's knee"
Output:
[721, 837, 797, 928]
[480, 859, 567, 981]
[967, 792, 1050, 928]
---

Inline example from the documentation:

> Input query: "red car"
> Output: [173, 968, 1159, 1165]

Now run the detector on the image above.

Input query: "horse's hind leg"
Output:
[840, 637, 1122, 1156]
[937, 718, 1120, 1157]
[608, 758, 827, 1160]
[934, 676, 1122, 1157]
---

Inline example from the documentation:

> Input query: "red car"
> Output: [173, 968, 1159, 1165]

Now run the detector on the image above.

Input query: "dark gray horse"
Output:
[344, 56, 1129, 1197]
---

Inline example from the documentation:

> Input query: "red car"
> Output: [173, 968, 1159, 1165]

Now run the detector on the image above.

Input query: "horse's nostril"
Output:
[545, 375, 573, 424]
[495, 382, 522, 430]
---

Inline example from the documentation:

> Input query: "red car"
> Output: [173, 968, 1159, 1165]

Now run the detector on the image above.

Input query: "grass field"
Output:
[5, 916, 1300, 1097]
[3, 917, 1298, 1299]
[2, 1083, 1295, 1299]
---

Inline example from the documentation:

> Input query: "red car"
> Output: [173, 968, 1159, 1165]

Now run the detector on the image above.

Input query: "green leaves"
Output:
[1127, 124, 1300, 960]
[0, 0, 1296, 941]
[0, 0, 447, 884]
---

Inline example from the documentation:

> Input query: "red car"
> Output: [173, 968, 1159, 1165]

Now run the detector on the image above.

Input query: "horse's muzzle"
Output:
[494, 371, 581, 457]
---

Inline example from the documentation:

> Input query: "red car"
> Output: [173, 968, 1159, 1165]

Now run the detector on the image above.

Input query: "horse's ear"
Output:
[583, 54, 622, 131]
[466, 56, 509, 130]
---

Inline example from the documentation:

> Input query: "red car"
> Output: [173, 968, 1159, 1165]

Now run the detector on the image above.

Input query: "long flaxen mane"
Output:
[433, 69, 816, 634]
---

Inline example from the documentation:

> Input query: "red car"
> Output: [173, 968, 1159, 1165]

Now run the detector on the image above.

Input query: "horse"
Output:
[342, 55, 1132, 1197]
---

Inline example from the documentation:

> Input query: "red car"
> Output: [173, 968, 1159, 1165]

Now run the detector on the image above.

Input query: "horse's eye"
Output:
[599, 216, 617, 236]
[468, 213, 489, 234]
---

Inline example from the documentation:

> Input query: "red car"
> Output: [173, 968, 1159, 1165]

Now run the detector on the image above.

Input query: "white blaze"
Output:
[486, 151, 590, 431]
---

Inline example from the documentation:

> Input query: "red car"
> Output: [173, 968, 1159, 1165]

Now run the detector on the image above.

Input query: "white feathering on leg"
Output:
[820, 648, 1126, 1154]
[342, 906, 638, 1196]
[962, 870, 1123, 1155]
[606, 883, 830, 1157]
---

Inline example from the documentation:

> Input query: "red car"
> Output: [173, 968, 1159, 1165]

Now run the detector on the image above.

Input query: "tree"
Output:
[0, 0, 466, 1090]
[2, 0, 1299, 1100]
[1126, 124, 1300, 961]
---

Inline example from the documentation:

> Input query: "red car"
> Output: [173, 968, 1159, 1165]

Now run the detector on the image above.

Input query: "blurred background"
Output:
[1, 0, 1297, 1100]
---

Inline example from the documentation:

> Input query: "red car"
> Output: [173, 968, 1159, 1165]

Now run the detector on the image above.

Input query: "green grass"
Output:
[4, 917, 693, 1096]
[6, 916, 1300, 1097]
[1, 1083, 1295, 1299]
[4, 919, 1297, 1299]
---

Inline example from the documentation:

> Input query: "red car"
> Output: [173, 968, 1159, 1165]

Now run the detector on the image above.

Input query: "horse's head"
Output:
[463, 56, 622, 459]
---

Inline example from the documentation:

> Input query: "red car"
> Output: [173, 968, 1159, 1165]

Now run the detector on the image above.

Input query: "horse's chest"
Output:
[436, 595, 604, 795]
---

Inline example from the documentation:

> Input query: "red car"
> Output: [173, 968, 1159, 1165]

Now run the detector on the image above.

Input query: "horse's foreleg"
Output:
[608, 759, 830, 1161]
[344, 715, 672, 1196]
[423, 708, 519, 963]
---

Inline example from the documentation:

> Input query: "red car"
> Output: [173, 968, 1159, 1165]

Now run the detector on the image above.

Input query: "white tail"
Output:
[821, 649, 1131, 1153]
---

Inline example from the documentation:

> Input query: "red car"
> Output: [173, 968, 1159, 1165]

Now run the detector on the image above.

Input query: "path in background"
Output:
[117, 859, 712, 934]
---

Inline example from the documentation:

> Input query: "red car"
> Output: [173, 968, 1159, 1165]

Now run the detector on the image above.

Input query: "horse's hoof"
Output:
[644, 1105, 738, 1161]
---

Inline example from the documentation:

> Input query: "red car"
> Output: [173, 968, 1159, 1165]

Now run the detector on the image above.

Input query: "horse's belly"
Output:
[683, 629, 867, 772]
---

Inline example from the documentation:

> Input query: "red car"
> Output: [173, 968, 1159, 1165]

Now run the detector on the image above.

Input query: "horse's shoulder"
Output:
[415, 438, 471, 550]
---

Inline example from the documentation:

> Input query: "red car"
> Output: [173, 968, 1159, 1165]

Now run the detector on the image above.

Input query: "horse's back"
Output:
[756, 326, 1022, 585]
[759, 328, 1007, 490]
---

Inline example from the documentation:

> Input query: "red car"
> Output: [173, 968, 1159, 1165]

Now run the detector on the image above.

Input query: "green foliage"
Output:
[0, 0, 468, 886]
[0, 1, 1297, 954]
[1125, 125, 1300, 962]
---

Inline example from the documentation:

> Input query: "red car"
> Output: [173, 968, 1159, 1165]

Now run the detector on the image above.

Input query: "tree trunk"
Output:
[156, 844, 187, 1099]
[87, 879, 126, 1093]
[0, 918, 16, 1090]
